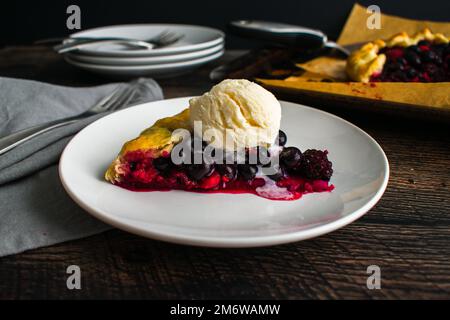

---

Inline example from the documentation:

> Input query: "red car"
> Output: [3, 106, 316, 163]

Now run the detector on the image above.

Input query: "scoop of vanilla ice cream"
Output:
[189, 79, 281, 150]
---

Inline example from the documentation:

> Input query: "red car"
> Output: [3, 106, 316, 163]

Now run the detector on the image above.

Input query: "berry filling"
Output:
[370, 41, 450, 82]
[114, 130, 334, 201]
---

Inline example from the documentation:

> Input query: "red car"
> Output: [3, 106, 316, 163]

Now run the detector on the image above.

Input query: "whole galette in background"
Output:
[346, 28, 449, 83]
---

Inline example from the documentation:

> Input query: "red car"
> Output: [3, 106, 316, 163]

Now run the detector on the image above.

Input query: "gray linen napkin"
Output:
[0, 77, 163, 257]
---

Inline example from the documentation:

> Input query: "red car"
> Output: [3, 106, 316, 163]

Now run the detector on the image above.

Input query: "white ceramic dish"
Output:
[69, 24, 224, 57]
[59, 98, 389, 248]
[67, 43, 224, 66]
[65, 50, 224, 77]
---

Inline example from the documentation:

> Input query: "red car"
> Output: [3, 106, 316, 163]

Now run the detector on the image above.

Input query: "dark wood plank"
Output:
[0, 46, 449, 300]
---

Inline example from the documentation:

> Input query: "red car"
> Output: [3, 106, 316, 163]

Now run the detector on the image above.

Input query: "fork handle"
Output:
[0, 116, 82, 156]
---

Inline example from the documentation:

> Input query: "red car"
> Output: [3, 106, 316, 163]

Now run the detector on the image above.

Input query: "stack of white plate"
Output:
[63, 24, 225, 78]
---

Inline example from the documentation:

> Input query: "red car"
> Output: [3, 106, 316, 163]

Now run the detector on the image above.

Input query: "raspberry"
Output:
[300, 149, 333, 181]
[385, 47, 404, 60]
[199, 172, 221, 189]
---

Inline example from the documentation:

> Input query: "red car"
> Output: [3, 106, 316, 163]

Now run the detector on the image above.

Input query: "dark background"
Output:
[0, 0, 449, 48]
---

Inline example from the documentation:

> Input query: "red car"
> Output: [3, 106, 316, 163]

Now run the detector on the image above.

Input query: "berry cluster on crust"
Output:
[346, 28, 449, 82]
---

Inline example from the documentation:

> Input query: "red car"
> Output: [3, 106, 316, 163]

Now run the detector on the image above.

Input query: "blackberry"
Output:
[300, 149, 333, 181]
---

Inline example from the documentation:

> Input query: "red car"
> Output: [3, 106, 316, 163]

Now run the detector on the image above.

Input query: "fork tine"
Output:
[153, 33, 183, 47]
[163, 33, 184, 45]
[160, 30, 171, 37]
[103, 84, 137, 112]
[171, 34, 184, 43]
[111, 78, 153, 110]
[102, 85, 134, 111]
[153, 30, 170, 42]
[161, 34, 177, 43]
[111, 88, 137, 112]
[93, 84, 129, 112]
[166, 32, 180, 41]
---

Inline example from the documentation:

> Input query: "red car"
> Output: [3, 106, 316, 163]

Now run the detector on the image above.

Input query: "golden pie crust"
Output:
[105, 108, 190, 183]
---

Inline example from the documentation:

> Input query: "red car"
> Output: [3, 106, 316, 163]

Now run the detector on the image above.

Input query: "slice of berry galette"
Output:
[346, 28, 449, 83]
[105, 79, 334, 200]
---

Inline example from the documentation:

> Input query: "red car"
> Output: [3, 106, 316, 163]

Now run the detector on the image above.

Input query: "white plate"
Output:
[69, 24, 224, 57]
[65, 50, 224, 77]
[67, 43, 224, 66]
[59, 98, 389, 248]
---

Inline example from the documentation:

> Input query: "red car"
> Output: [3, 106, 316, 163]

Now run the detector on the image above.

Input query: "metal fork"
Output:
[54, 31, 184, 54]
[0, 80, 140, 156]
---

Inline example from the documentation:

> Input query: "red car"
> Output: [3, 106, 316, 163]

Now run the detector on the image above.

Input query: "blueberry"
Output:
[432, 44, 445, 56]
[435, 55, 443, 65]
[191, 137, 207, 152]
[245, 148, 256, 164]
[406, 68, 418, 79]
[391, 70, 408, 82]
[191, 140, 216, 165]
[129, 162, 137, 171]
[277, 130, 287, 146]
[267, 164, 284, 181]
[385, 62, 396, 72]
[216, 164, 237, 180]
[405, 52, 421, 66]
[397, 57, 407, 66]
[238, 164, 258, 181]
[419, 74, 430, 82]
[202, 145, 218, 164]
[422, 50, 437, 63]
[407, 45, 421, 54]
[391, 62, 405, 71]
[257, 146, 271, 165]
[280, 147, 302, 168]
[186, 163, 214, 181]
[418, 40, 430, 47]
[153, 157, 171, 173]
[445, 44, 450, 55]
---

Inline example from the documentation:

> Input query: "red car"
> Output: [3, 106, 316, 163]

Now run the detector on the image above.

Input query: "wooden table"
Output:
[0, 47, 449, 299]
